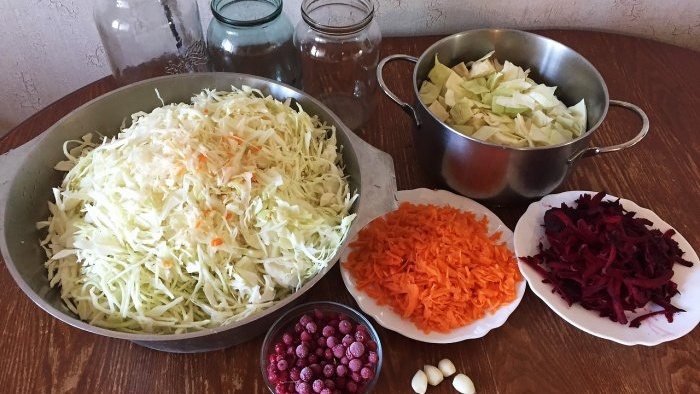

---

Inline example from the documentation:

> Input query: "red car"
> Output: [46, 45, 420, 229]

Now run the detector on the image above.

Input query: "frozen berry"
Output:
[360, 366, 374, 380]
[289, 367, 301, 381]
[322, 325, 335, 337]
[338, 319, 352, 334]
[274, 382, 287, 394]
[300, 331, 313, 343]
[312, 379, 324, 393]
[336, 364, 348, 377]
[346, 381, 358, 393]
[342, 334, 354, 347]
[300, 366, 313, 382]
[326, 336, 338, 349]
[348, 358, 362, 372]
[300, 314, 313, 326]
[282, 332, 294, 345]
[332, 344, 345, 359]
[306, 322, 317, 334]
[277, 359, 288, 371]
[295, 381, 311, 394]
[296, 344, 309, 358]
[323, 363, 334, 378]
[348, 341, 365, 358]
[367, 351, 379, 364]
[295, 358, 308, 368]
[366, 340, 378, 351]
[351, 371, 361, 382]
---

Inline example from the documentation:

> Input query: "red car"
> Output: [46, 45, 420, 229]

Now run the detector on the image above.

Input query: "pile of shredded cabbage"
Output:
[38, 87, 358, 334]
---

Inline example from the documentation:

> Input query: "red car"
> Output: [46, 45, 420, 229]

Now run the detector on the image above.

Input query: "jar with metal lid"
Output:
[293, 0, 382, 130]
[93, 0, 211, 86]
[207, 0, 301, 88]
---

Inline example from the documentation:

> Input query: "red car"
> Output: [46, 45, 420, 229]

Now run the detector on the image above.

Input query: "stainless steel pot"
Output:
[377, 29, 649, 206]
[0, 73, 397, 353]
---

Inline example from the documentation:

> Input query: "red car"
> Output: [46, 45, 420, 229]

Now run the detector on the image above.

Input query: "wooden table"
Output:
[1, 30, 698, 394]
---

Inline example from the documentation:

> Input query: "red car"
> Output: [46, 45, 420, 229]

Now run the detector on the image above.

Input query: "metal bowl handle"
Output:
[377, 54, 421, 127]
[568, 100, 649, 163]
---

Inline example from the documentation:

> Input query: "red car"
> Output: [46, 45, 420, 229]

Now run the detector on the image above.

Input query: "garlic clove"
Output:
[424, 364, 444, 386]
[453, 373, 476, 394]
[437, 358, 456, 377]
[411, 369, 428, 394]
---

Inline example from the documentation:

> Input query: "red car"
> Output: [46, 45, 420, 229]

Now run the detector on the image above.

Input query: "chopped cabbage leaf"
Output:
[422, 52, 587, 147]
[39, 87, 358, 334]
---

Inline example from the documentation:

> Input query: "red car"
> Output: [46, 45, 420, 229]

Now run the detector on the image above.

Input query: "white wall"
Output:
[1, 0, 698, 137]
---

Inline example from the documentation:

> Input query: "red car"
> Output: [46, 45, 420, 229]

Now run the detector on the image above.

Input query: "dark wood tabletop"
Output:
[1, 30, 699, 394]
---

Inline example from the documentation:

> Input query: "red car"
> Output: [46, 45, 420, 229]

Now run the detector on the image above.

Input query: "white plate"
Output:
[339, 188, 526, 343]
[514, 191, 700, 346]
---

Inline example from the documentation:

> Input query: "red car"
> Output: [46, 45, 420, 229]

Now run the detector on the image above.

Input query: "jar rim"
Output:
[211, 0, 283, 27]
[301, 0, 375, 36]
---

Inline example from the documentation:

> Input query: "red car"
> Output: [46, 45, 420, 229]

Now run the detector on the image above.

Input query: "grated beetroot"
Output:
[521, 191, 693, 327]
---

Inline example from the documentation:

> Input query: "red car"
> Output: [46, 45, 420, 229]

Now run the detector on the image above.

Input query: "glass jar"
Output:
[207, 0, 301, 88]
[294, 0, 382, 130]
[93, 0, 211, 86]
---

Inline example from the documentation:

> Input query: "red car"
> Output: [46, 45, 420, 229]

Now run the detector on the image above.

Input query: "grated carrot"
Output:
[343, 202, 523, 334]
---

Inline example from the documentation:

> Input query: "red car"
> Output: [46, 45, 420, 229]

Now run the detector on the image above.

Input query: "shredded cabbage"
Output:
[38, 87, 358, 334]
[421, 52, 587, 147]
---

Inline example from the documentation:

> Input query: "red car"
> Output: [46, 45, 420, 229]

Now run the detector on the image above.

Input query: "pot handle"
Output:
[568, 100, 649, 163]
[377, 54, 421, 127]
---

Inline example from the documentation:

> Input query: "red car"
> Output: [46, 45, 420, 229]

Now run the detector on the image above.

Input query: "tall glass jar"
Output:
[94, 0, 211, 86]
[207, 0, 301, 88]
[294, 0, 382, 130]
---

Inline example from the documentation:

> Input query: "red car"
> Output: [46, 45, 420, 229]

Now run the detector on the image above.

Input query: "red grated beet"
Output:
[521, 191, 693, 327]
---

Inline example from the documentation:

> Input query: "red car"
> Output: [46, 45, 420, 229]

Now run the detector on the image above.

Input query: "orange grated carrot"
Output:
[343, 202, 523, 334]
[210, 238, 224, 247]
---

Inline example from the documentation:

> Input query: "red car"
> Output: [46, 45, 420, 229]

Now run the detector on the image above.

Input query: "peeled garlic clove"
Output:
[453, 373, 476, 394]
[437, 358, 456, 377]
[424, 364, 444, 386]
[411, 369, 428, 394]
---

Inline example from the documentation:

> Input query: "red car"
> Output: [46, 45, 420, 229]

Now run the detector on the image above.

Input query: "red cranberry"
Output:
[338, 320, 352, 334]
[296, 344, 309, 358]
[300, 366, 313, 382]
[336, 364, 348, 377]
[348, 358, 362, 372]
[322, 325, 335, 337]
[345, 381, 358, 393]
[367, 351, 378, 364]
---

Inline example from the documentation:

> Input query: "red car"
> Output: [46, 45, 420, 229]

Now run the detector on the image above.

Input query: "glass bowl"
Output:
[260, 301, 383, 393]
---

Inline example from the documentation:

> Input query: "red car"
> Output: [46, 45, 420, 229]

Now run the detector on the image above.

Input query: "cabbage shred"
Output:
[38, 87, 358, 333]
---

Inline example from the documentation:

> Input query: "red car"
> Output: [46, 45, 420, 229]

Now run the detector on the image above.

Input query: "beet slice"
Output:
[522, 192, 693, 327]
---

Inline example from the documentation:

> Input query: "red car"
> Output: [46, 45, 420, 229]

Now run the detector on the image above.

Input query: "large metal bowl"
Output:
[0, 73, 396, 353]
[377, 29, 649, 206]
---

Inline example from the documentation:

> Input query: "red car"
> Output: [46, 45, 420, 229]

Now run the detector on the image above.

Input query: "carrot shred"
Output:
[211, 238, 224, 247]
[343, 202, 523, 334]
